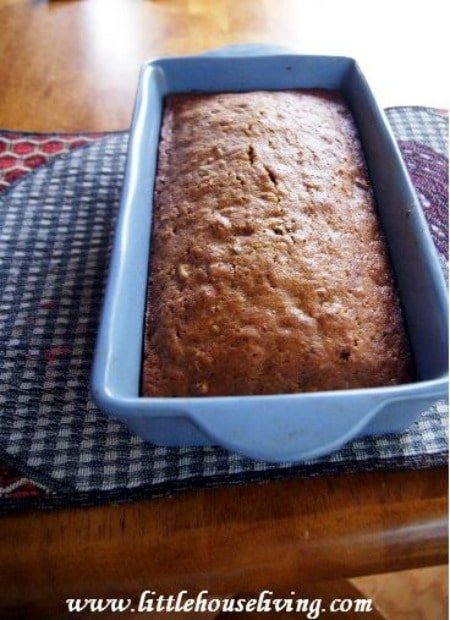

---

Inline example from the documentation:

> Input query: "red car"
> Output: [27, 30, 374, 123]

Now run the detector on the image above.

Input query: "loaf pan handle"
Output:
[188, 393, 389, 463]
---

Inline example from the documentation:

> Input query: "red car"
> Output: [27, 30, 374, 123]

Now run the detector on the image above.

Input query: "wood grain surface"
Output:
[0, 0, 448, 132]
[1, 469, 447, 616]
[0, 1, 448, 618]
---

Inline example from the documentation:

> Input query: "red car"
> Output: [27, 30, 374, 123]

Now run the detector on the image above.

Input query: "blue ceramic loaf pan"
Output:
[92, 47, 448, 463]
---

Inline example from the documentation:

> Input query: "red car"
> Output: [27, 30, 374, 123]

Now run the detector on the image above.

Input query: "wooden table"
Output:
[0, 1, 447, 617]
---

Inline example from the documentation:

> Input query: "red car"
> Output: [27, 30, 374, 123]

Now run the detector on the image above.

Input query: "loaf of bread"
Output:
[142, 90, 412, 397]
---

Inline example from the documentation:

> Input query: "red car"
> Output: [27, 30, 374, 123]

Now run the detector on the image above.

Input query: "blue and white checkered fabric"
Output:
[0, 109, 447, 510]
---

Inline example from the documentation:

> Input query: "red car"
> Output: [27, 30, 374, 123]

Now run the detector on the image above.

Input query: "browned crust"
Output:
[142, 91, 412, 396]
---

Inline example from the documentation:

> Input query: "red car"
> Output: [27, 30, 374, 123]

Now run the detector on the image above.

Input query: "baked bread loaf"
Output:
[142, 90, 412, 396]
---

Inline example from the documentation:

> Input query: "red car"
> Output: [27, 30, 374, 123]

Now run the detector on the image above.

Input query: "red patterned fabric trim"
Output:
[398, 140, 448, 259]
[0, 464, 49, 499]
[0, 132, 103, 192]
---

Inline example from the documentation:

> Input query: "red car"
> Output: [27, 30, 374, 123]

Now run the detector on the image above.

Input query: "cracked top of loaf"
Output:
[141, 90, 412, 397]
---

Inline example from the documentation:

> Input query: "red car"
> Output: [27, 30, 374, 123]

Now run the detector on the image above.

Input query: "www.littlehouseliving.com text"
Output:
[66, 589, 373, 617]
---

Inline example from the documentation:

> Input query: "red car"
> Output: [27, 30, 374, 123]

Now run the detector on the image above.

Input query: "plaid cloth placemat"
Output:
[0, 107, 448, 513]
